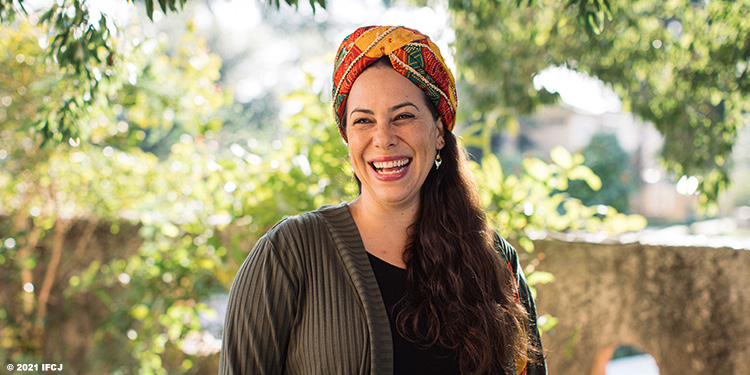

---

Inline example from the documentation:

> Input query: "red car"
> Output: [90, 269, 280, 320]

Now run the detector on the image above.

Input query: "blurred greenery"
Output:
[566, 133, 638, 213]
[446, 0, 750, 213]
[0, 6, 648, 372]
[0, 10, 357, 368]
[3, 0, 747, 209]
[0, 0, 328, 146]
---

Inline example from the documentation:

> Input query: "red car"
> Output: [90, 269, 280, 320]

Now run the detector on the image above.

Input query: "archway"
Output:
[591, 344, 660, 375]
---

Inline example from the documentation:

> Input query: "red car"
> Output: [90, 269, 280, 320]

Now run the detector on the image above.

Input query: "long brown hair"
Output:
[345, 57, 530, 374]
[395, 129, 530, 374]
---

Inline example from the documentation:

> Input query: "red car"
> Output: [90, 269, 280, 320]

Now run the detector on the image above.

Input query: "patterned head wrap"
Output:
[332, 26, 458, 141]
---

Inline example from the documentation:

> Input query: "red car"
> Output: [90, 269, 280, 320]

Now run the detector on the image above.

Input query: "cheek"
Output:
[347, 143, 362, 164]
[415, 127, 440, 151]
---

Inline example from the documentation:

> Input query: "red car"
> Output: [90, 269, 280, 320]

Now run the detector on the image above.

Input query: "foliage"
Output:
[472, 144, 645, 253]
[447, 0, 750, 213]
[0, 10, 362, 370]
[0, 3, 649, 373]
[0, 0, 607, 145]
[4, 0, 747, 211]
[0, 0, 327, 146]
[0, 18, 228, 374]
[567, 132, 638, 213]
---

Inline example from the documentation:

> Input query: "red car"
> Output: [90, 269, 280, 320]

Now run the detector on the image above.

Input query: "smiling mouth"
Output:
[369, 158, 412, 175]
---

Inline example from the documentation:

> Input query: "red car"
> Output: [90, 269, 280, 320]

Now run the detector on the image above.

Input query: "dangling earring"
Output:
[434, 150, 442, 170]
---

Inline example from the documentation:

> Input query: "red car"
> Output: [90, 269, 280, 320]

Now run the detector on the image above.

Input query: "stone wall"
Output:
[532, 239, 750, 375]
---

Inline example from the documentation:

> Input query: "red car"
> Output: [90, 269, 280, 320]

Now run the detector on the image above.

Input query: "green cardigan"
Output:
[219, 203, 545, 375]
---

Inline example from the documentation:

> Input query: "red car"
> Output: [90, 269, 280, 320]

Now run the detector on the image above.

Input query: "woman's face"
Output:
[345, 65, 445, 210]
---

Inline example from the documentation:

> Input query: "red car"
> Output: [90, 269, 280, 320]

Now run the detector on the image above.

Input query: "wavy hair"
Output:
[396, 128, 530, 374]
[346, 57, 530, 374]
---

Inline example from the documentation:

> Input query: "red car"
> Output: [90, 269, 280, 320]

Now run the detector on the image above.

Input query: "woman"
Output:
[220, 26, 545, 375]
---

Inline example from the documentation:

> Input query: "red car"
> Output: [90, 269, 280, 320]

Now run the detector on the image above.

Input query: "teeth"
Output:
[378, 166, 406, 175]
[372, 159, 410, 169]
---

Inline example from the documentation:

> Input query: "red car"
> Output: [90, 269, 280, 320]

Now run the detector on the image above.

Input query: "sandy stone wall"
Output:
[532, 239, 750, 375]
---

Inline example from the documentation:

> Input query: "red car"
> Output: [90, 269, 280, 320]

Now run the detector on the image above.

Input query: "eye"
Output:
[394, 113, 415, 121]
[352, 117, 372, 125]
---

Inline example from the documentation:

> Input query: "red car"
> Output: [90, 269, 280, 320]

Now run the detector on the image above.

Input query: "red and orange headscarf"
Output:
[332, 26, 458, 141]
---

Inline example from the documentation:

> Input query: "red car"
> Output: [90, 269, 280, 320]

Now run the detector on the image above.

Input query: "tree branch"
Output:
[74, 219, 98, 258]
[36, 217, 68, 339]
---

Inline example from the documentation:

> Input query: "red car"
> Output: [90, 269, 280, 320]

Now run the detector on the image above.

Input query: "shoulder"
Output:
[260, 202, 349, 251]
[243, 204, 349, 278]
[266, 203, 347, 235]
[492, 232, 519, 265]
[491, 232, 526, 285]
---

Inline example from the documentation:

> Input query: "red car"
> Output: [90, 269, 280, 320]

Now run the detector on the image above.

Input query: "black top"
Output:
[367, 252, 461, 375]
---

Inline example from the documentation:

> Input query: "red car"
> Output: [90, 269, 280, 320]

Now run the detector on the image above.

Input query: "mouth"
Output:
[369, 157, 412, 175]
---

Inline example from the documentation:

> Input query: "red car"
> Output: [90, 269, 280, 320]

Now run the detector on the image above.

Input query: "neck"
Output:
[349, 195, 419, 230]
[348, 195, 419, 268]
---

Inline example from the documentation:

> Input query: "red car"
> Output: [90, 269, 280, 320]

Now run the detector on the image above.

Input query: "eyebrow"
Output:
[349, 102, 420, 116]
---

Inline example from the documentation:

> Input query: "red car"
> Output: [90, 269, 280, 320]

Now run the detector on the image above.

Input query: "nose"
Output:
[372, 122, 397, 149]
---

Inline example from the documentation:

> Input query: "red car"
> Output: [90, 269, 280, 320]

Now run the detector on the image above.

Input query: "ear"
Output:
[435, 118, 445, 150]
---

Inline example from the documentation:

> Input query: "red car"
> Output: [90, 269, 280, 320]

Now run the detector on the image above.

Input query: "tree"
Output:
[0, 18, 233, 373]
[0, 0, 327, 145]
[447, 0, 750, 213]
[5, 0, 746, 210]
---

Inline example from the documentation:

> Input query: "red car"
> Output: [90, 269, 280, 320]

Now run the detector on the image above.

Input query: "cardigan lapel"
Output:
[317, 203, 394, 375]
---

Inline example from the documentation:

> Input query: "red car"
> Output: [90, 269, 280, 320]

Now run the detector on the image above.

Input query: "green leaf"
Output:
[145, 0, 154, 20]
[587, 12, 602, 34]
[550, 146, 573, 169]
[131, 304, 150, 320]
[481, 153, 504, 192]
[519, 236, 535, 253]
[568, 165, 602, 191]
[626, 214, 648, 231]
[526, 270, 556, 286]
[538, 314, 559, 333]
[523, 158, 551, 182]
[160, 223, 180, 238]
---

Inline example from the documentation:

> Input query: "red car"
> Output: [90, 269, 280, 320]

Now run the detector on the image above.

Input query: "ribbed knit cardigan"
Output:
[219, 203, 546, 375]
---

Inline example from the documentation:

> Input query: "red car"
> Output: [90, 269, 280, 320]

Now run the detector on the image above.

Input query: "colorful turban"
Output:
[332, 26, 458, 141]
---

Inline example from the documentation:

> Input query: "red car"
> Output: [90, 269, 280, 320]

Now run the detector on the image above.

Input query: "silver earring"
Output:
[435, 150, 442, 170]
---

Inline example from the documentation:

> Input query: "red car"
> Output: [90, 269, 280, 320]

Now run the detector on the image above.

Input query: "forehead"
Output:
[347, 66, 426, 108]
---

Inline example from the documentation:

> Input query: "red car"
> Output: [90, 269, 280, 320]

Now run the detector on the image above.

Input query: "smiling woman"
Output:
[220, 26, 546, 375]
[345, 58, 445, 217]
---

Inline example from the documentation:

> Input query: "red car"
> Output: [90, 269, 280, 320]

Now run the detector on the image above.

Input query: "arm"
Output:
[219, 233, 299, 375]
